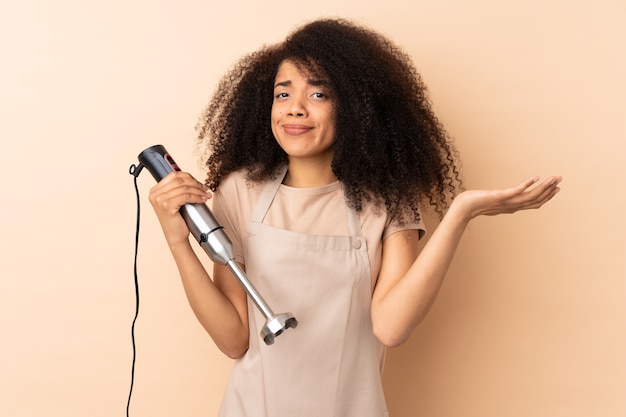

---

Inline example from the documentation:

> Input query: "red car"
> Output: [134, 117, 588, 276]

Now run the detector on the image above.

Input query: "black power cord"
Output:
[127, 164, 143, 416]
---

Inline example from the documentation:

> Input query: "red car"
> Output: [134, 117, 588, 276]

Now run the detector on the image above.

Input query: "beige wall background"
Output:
[1, 1, 624, 416]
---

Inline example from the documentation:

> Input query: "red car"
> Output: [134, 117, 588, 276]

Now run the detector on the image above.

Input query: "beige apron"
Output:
[218, 169, 388, 417]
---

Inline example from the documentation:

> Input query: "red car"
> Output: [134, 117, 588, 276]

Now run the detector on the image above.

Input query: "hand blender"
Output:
[137, 145, 298, 345]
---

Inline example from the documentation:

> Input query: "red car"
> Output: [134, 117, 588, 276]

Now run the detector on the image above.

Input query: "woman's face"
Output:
[271, 60, 336, 164]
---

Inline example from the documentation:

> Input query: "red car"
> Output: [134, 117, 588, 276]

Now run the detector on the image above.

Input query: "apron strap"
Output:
[342, 184, 363, 238]
[251, 166, 288, 223]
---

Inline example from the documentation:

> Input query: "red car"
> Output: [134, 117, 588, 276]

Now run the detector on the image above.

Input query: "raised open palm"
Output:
[455, 176, 563, 219]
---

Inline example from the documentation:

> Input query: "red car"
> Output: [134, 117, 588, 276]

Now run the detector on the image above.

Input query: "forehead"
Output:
[274, 59, 327, 84]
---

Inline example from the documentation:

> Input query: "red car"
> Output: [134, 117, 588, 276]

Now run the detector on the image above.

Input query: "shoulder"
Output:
[214, 170, 265, 204]
[211, 170, 267, 263]
[359, 200, 426, 241]
[216, 169, 254, 193]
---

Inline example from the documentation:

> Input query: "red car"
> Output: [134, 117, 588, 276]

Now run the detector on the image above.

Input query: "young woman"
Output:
[149, 18, 562, 417]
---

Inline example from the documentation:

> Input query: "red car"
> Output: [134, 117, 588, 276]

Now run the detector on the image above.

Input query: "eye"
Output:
[275, 92, 289, 99]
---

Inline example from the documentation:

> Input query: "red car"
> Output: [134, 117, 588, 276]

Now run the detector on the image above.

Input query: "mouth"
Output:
[282, 124, 312, 135]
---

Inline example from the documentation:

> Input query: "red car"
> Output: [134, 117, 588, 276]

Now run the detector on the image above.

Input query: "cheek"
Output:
[270, 104, 282, 120]
[270, 118, 280, 141]
[325, 114, 336, 136]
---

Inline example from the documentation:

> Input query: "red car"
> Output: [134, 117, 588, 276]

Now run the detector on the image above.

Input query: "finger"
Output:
[151, 171, 209, 196]
[517, 176, 562, 209]
[499, 176, 541, 201]
[150, 175, 211, 211]
[490, 176, 560, 213]
[533, 181, 562, 207]
[153, 186, 210, 213]
[529, 176, 562, 201]
[162, 179, 211, 201]
[517, 176, 541, 193]
[152, 171, 195, 189]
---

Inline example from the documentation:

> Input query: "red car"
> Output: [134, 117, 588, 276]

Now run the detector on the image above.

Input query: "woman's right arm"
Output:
[149, 171, 249, 359]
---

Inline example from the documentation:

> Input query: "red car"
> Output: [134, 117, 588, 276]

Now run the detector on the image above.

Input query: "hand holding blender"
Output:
[136, 145, 298, 345]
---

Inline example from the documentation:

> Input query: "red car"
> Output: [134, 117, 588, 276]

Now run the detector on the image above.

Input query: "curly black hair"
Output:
[196, 18, 462, 220]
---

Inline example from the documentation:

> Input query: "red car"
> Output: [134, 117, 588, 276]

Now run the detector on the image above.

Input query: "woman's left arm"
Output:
[371, 176, 562, 347]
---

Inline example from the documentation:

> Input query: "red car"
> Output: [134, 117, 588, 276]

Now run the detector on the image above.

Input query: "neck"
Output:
[283, 158, 337, 187]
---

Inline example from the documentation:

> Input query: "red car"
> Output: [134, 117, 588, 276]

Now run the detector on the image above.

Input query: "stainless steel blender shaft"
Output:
[190, 209, 298, 345]
[225, 259, 298, 345]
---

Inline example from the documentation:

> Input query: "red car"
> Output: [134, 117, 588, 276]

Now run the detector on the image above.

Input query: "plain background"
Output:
[1, 1, 624, 416]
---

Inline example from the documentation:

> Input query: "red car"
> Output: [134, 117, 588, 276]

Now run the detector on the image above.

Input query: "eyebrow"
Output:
[273, 79, 329, 89]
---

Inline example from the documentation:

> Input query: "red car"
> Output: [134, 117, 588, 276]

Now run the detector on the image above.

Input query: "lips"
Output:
[283, 124, 312, 135]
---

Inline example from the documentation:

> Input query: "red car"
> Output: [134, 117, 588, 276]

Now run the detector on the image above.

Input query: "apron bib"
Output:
[218, 169, 388, 417]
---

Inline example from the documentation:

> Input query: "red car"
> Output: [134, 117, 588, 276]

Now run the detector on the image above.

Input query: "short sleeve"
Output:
[382, 205, 426, 241]
[210, 175, 246, 265]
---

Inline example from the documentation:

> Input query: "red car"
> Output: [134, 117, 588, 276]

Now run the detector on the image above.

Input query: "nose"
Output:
[287, 95, 307, 117]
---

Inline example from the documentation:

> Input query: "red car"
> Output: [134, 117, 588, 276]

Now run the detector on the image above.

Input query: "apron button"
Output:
[352, 239, 362, 249]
